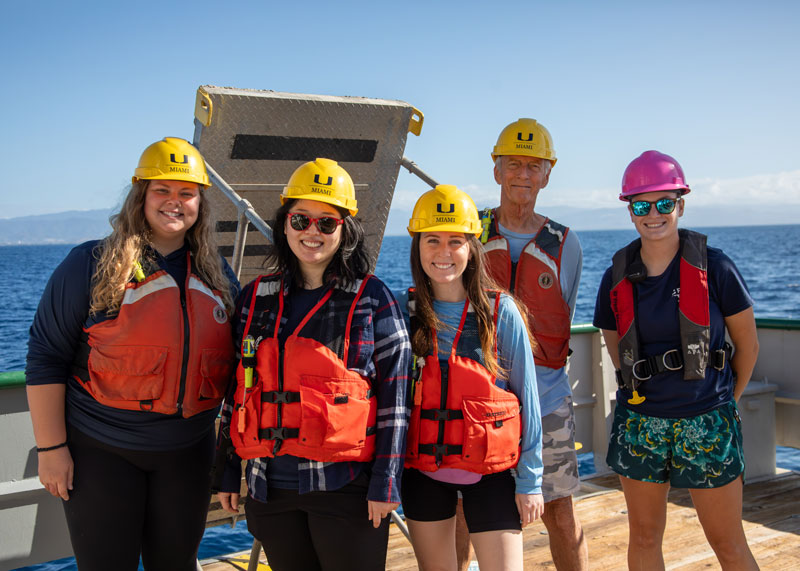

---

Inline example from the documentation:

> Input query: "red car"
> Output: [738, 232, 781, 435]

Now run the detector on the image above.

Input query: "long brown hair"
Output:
[89, 180, 234, 315]
[409, 233, 537, 380]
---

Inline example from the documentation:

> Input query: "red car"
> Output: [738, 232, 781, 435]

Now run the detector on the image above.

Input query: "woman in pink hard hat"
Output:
[593, 151, 759, 569]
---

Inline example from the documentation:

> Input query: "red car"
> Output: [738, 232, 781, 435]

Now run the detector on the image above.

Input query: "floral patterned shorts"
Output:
[606, 400, 745, 488]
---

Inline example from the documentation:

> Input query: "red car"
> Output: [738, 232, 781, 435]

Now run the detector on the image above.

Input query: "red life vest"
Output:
[610, 229, 711, 390]
[481, 209, 571, 369]
[73, 253, 234, 418]
[404, 290, 521, 474]
[231, 274, 377, 462]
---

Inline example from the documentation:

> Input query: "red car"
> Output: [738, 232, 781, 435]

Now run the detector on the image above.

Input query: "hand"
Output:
[367, 500, 399, 528]
[38, 446, 73, 501]
[516, 492, 544, 527]
[219, 492, 240, 513]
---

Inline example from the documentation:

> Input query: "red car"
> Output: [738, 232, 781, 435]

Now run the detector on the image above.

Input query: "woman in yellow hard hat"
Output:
[216, 158, 410, 571]
[26, 137, 239, 570]
[399, 185, 544, 571]
[593, 151, 759, 569]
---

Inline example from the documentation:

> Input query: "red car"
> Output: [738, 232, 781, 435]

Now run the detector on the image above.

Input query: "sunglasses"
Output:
[630, 198, 679, 217]
[288, 212, 344, 235]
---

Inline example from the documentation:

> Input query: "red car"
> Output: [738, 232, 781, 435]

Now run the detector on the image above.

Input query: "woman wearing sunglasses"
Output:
[399, 185, 543, 571]
[216, 158, 410, 571]
[593, 150, 759, 570]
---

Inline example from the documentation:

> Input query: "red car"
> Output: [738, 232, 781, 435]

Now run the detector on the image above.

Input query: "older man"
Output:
[478, 118, 587, 569]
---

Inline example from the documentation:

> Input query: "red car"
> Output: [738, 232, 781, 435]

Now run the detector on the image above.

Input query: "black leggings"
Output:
[244, 473, 391, 571]
[62, 426, 214, 571]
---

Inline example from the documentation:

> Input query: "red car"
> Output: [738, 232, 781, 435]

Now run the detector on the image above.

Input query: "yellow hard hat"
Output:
[491, 118, 557, 166]
[280, 158, 358, 216]
[407, 185, 482, 237]
[132, 137, 210, 187]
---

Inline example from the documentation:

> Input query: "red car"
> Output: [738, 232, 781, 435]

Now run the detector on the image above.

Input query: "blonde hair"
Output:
[89, 180, 234, 315]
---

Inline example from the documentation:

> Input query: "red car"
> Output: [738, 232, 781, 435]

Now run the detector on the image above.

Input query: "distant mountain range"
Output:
[0, 209, 114, 245]
[1, 204, 797, 245]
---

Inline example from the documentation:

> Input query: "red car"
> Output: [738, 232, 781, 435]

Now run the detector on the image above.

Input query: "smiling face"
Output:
[628, 190, 684, 242]
[144, 179, 201, 253]
[418, 231, 471, 301]
[494, 155, 551, 209]
[284, 198, 343, 285]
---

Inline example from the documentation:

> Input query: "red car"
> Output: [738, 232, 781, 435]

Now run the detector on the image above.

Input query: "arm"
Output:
[497, 296, 544, 523]
[725, 307, 759, 401]
[27, 384, 73, 500]
[26, 243, 96, 500]
[562, 231, 583, 322]
[215, 283, 251, 513]
[600, 329, 621, 369]
[364, 281, 411, 521]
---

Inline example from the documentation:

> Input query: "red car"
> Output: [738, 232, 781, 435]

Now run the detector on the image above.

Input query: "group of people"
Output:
[25, 118, 759, 571]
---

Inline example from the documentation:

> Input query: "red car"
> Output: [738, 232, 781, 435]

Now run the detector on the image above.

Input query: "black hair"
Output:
[264, 199, 370, 289]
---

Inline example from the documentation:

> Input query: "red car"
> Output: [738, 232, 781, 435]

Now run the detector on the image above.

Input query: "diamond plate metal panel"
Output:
[192, 86, 419, 286]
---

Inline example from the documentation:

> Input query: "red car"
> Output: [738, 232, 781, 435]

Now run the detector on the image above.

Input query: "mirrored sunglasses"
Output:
[288, 212, 344, 234]
[630, 198, 678, 217]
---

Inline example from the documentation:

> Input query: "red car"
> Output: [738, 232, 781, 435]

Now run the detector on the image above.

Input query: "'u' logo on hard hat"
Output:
[517, 132, 533, 142]
[170, 154, 189, 164]
[314, 174, 333, 185]
[436, 203, 455, 214]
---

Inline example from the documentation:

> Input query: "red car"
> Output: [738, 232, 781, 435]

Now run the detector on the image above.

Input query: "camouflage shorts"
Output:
[540, 397, 581, 503]
[606, 400, 745, 488]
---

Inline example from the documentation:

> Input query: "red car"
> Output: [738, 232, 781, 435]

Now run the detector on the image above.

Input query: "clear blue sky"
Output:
[2, 1, 798, 221]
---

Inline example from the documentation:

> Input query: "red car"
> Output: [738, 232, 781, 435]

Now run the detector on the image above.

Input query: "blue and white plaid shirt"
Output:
[219, 273, 410, 503]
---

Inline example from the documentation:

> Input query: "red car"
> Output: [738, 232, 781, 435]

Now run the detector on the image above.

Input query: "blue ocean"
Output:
[3, 224, 799, 570]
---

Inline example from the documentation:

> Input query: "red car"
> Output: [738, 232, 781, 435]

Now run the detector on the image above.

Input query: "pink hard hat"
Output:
[619, 150, 691, 201]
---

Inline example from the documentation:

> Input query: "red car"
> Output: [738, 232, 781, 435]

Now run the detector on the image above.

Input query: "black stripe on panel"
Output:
[218, 244, 270, 258]
[230, 135, 377, 163]
[216, 221, 260, 232]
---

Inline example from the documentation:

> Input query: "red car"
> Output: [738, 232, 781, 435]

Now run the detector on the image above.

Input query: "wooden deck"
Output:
[202, 471, 800, 570]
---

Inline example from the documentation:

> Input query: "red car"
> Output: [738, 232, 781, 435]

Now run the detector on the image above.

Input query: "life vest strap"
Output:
[420, 408, 464, 421]
[258, 427, 300, 441]
[418, 443, 463, 466]
[261, 390, 301, 404]
[630, 343, 732, 383]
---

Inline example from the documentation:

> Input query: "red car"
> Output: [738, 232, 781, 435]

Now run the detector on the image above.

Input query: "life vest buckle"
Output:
[661, 349, 682, 371]
[631, 359, 653, 381]
[262, 390, 301, 404]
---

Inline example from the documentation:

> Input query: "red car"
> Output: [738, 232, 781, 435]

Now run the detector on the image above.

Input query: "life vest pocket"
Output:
[461, 395, 521, 468]
[198, 348, 235, 401]
[87, 344, 167, 401]
[298, 375, 374, 451]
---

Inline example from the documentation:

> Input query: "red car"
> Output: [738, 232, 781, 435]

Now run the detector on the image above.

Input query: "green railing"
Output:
[2, 317, 797, 389]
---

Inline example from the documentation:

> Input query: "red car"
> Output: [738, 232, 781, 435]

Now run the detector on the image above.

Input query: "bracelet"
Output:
[36, 442, 68, 452]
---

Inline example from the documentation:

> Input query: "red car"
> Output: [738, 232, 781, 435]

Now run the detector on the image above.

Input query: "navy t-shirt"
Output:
[26, 240, 240, 450]
[593, 245, 753, 417]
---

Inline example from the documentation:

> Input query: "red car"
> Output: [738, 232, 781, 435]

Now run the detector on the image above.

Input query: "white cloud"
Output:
[538, 169, 800, 209]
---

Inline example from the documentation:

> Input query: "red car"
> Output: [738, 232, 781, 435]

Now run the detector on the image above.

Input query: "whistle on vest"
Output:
[237, 406, 246, 433]
[627, 390, 646, 405]
[242, 335, 256, 388]
[133, 260, 146, 283]
[411, 356, 425, 407]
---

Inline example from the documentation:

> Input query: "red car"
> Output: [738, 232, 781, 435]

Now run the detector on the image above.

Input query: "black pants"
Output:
[62, 426, 214, 571]
[245, 474, 391, 571]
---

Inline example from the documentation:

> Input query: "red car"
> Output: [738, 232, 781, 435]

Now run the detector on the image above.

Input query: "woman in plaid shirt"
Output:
[217, 159, 410, 571]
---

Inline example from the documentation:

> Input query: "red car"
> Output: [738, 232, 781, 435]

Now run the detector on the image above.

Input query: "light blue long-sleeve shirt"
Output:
[498, 222, 583, 416]
[396, 289, 544, 495]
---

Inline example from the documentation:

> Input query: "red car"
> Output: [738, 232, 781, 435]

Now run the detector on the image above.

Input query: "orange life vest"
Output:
[73, 253, 234, 418]
[404, 291, 521, 474]
[231, 274, 377, 462]
[481, 210, 571, 369]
